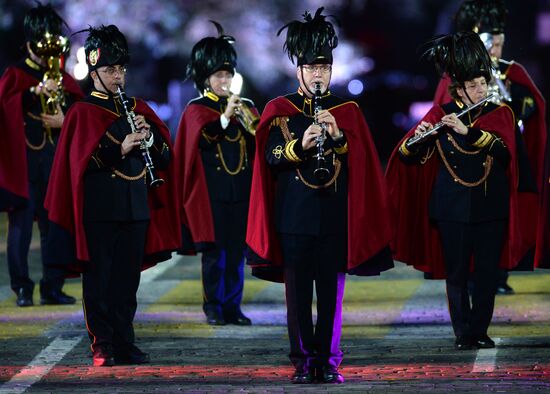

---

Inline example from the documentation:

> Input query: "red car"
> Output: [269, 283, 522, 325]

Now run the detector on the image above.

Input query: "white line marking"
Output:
[140, 253, 180, 284]
[472, 338, 501, 372]
[0, 335, 81, 394]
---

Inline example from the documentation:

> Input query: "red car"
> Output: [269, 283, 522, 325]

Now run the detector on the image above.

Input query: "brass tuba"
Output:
[34, 32, 69, 140]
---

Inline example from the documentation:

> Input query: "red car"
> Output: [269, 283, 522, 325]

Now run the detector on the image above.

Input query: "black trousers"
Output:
[7, 180, 65, 295]
[202, 201, 247, 316]
[82, 220, 148, 352]
[438, 220, 506, 338]
[280, 233, 347, 371]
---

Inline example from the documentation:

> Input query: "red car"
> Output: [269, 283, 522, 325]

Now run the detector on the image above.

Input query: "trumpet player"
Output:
[387, 32, 528, 351]
[45, 25, 180, 367]
[434, 0, 547, 292]
[175, 22, 257, 327]
[0, 3, 83, 307]
[246, 8, 393, 384]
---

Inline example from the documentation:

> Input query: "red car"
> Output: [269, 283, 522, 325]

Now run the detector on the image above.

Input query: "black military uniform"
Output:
[399, 100, 510, 344]
[2, 4, 81, 307]
[265, 89, 349, 375]
[82, 89, 170, 364]
[194, 91, 254, 323]
[180, 22, 256, 326]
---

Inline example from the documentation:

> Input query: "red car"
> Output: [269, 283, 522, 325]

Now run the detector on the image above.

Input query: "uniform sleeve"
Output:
[466, 127, 510, 167]
[264, 120, 305, 167]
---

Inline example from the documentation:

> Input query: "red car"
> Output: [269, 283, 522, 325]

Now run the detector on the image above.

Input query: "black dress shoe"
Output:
[93, 348, 115, 367]
[475, 334, 495, 348]
[320, 366, 344, 384]
[496, 283, 514, 295]
[291, 368, 314, 384]
[454, 336, 474, 350]
[16, 288, 33, 307]
[40, 290, 76, 305]
[205, 310, 226, 326]
[224, 312, 252, 326]
[114, 344, 150, 365]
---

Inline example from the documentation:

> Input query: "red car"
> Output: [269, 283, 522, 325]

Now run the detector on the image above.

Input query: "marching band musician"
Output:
[0, 3, 83, 307]
[246, 8, 394, 384]
[434, 0, 547, 291]
[44, 25, 180, 366]
[386, 32, 528, 351]
[175, 22, 257, 326]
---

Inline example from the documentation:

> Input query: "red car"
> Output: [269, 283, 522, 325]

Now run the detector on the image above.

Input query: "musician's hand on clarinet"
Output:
[40, 104, 64, 128]
[441, 113, 468, 135]
[121, 132, 145, 155]
[302, 124, 323, 150]
[223, 95, 241, 119]
[316, 109, 341, 139]
[414, 121, 436, 137]
[133, 115, 151, 138]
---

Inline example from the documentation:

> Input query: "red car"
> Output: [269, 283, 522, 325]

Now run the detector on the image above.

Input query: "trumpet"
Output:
[34, 32, 69, 141]
[313, 82, 330, 181]
[116, 85, 165, 188]
[406, 94, 495, 148]
[221, 87, 259, 135]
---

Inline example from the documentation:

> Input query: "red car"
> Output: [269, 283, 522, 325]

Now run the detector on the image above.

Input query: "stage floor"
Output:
[0, 215, 549, 393]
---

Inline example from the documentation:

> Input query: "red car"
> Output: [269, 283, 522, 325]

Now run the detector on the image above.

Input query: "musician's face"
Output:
[297, 63, 332, 97]
[457, 76, 488, 105]
[91, 65, 126, 94]
[488, 34, 505, 61]
[207, 70, 233, 97]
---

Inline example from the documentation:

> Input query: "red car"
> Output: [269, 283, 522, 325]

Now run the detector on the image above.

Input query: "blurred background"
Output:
[1, 0, 548, 164]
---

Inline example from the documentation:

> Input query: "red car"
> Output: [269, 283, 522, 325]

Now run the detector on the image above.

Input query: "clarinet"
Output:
[116, 85, 164, 188]
[313, 83, 330, 181]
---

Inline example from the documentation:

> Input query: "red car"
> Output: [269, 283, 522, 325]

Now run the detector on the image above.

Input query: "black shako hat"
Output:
[24, 3, 67, 51]
[455, 0, 507, 35]
[423, 31, 493, 85]
[84, 25, 129, 71]
[278, 7, 338, 66]
[186, 21, 237, 93]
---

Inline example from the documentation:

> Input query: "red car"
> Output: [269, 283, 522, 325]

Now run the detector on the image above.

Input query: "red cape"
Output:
[246, 96, 394, 282]
[44, 98, 181, 270]
[386, 104, 528, 279]
[174, 101, 259, 253]
[0, 65, 83, 210]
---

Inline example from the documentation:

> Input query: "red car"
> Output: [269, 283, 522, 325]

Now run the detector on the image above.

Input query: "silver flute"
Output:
[116, 85, 164, 188]
[405, 93, 495, 149]
[313, 82, 330, 180]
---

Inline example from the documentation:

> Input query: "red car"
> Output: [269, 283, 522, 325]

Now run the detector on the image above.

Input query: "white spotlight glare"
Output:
[74, 63, 89, 80]
[347, 79, 364, 96]
[230, 72, 244, 95]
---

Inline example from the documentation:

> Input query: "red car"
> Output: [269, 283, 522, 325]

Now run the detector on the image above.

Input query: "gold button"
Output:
[242, 167, 245, 170]
[111, 173, 116, 178]
[291, 132, 295, 137]
[216, 167, 221, 171]
[454, 178, 458, 182]
[215, 154, 219, 158]
[295, 176, 299, 180]
[450, 151, 454, 154]
[453, 165, 457, 169]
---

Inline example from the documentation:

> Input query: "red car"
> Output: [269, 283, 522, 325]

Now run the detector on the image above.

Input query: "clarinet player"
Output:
[45, 25, 179, 367]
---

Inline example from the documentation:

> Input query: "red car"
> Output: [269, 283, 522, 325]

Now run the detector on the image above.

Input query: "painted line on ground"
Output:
[472, 338, 501, 372]
[0, 335, 81, 394]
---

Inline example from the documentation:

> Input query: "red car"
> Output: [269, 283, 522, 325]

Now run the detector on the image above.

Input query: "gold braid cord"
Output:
[436, 139, 493, 187]
[279, 117, 341, 190]
[26, 133, 47, 150]
[216, 130, 246, 175]
[112, 168, 146, 182]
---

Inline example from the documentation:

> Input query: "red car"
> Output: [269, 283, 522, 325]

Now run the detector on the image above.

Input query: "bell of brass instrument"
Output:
[313, 82, 330, 181]
[234, 101, 259, 136]
[116, 85, 165, 188]
[221, 87, 259, 135]
[34, 32, 69, 140]
[406, 94, 495, 148]
[479, 33, 512, 105]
